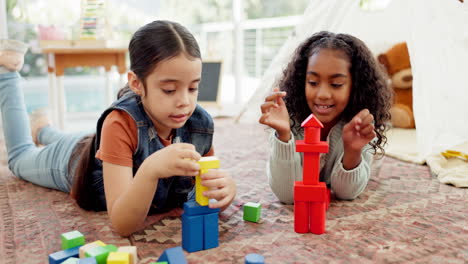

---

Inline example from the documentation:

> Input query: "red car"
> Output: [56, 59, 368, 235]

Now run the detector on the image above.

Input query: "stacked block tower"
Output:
[294, 114, 331, 234]
[181, 157, 221, 252]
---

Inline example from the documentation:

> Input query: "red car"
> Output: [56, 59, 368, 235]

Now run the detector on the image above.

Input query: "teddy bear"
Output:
[378, 42, 415, 128]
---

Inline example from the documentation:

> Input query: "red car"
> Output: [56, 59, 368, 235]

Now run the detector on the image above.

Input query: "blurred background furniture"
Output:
[41, 47, 127, 129]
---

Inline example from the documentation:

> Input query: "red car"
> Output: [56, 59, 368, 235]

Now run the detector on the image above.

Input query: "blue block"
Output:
[245, 253, 265, 264]
[183, 201, 220, 216]
[49, 246, 80, 264]
[157, 246, 187, 264]
[78, 257, 97, 264]
[203, 212, 219, 250]
[182, 214, 204, 252]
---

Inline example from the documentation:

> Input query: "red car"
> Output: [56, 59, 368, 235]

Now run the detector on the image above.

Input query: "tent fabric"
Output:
[238, 0, 468, 163]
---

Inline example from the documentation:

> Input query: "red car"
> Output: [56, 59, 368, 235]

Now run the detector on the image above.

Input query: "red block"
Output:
[294, 181, 328, 202]
[294, 201, 309, 233]
[304, 127, 320, 144]
[295, 141, 329, 153]
[302, 152, 320, 185]
[309, 202, 326, 234]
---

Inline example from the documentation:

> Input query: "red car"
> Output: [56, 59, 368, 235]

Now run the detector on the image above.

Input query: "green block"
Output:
[61, 230, 85, 250]
[103, 244, 118, 252]
[62, 257, 79, 264]
[243, 202, 261, 223]
[85, 246, 110, 264]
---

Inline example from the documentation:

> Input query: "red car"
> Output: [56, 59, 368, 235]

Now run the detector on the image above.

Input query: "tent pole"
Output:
[233, 0, 244, 104]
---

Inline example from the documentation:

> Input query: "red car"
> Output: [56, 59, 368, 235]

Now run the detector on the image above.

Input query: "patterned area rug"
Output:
[0, 118, 467, 264]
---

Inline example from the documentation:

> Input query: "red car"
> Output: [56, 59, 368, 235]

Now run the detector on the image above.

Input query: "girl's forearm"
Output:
[342, 147, 362, 170]
[109, 161, 159, 236]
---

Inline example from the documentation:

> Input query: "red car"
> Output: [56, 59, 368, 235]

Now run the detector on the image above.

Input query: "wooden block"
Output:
[309, 202, 326, 234]
[157, 246, 187, 264]
[243, 202, 261, 223]
[62, 257, 79, 264]
[196, 157, 220, 206]
[103, 244, 118, 253]
[77, 257, 97, 264]
[117, 246, 137, 264]
[294, 201, 309, 233]
[295, 141, 329, 153]
[294, 182, 328, 202]
[245, 253, 265, 264]
[107, 252, 130, 264]
[203, 212, 219, 250]
[196, 168, 209, 206]
[183, 200, 220, 216]
[302, 152, 320, 185]
[48, 246, 80, 264]
[61, 230, 85, 250]
[182, 214, 204, 252]
[85, 246, 111, 264]
[79, 240, 106, 258]
[198, 156, 220, 170]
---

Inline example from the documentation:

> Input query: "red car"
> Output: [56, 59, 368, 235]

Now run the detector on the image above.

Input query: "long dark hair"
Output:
[71, 20, 202, 210]
[278, 31, 392, 154]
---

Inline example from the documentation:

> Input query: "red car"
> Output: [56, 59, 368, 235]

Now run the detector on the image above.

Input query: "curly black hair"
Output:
[278, 31, 392, 154]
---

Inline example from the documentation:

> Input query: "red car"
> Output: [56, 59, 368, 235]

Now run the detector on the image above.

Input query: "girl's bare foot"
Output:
[0, 39, 28, 72]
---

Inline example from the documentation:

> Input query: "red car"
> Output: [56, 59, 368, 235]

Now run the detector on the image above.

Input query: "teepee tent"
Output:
[238, 0, 468, 162]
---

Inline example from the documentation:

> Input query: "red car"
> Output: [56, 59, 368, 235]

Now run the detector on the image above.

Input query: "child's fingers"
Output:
[361, 112, 374, 126]
[178, 148, 201, 161]
[358, 123, 375, 137]
[201, 178, 226, 189]
[208, 195, 230, 209]
[176, 159, 200, 176]
[264, 91, 286, 103]
[351, 109, 372, 130]
[258, 112, 271, 125]
[260, 101, 279, 113]
[203, 188, 227, 201]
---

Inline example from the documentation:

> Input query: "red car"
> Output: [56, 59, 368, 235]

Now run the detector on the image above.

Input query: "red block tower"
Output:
[294, 114, 330, 234]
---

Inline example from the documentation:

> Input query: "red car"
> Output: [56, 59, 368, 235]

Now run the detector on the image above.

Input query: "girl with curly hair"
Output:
[259, 31, 392, 204]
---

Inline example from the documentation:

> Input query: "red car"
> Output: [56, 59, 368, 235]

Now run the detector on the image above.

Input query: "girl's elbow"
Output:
[335, 191, 360, 201]
[112, 223, 134, 237]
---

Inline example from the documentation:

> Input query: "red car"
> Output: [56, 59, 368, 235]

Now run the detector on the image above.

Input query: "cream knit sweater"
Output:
[267, 120, 373, 204]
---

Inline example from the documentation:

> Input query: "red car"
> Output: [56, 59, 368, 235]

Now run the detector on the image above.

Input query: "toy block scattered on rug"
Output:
[61, 230, 85, 250]
[157, 246, 187, 264]
[245, 253, 265, 264]
[79, 240, 106, 258]
[243, 202, 261, 223]
[78, 257, 97, 264]
[196, 156, 220, 206]
[117, 246, 137, 264]
[62, 257, 79, 264]
[49, 246, 80, 264]
[85, 245, 114, 264]
[294, 114, 330, 234]
[107, 251, 130, 264]
[182, 200, 220, 252]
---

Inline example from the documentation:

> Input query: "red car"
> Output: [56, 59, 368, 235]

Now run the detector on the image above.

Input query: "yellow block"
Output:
[196, 157, 220, 206]
[117, 246, 137, 264]
[107, 252, 130, 264]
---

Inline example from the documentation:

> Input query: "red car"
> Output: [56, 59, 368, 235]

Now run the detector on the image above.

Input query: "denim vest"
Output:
[89, 91, 213, 212]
